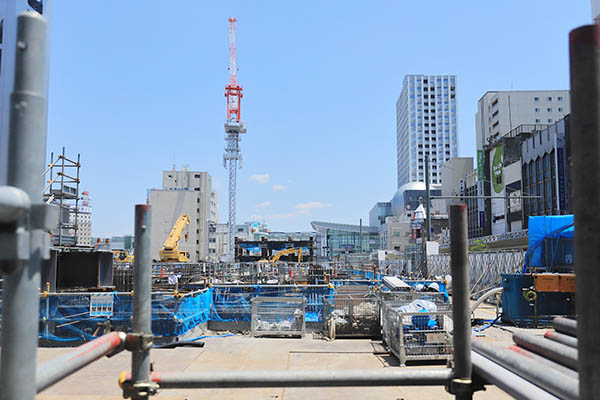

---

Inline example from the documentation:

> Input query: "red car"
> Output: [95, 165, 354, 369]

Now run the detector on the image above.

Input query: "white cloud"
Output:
[272, 184, 287, 191]
[250, 173, 270, 184]
[295, 201, 331, 210]
[255, 201, 271, 209]
[267, 212, 299, 220]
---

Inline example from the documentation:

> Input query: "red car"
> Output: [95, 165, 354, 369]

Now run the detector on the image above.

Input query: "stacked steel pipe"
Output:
[472, 317, 578, 400]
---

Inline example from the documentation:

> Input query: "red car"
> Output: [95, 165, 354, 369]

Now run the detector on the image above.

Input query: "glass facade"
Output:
[311, 221, 380, 259]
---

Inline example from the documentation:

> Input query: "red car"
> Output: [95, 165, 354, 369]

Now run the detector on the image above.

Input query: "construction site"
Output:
[0, 4, 598, 400]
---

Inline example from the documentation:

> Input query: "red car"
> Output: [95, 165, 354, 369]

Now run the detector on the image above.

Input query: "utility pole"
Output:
[425, 155, 431, 241]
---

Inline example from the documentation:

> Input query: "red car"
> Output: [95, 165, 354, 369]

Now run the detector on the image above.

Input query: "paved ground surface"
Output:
[29, 299, 551, 399]
[36, 333, 514, 400]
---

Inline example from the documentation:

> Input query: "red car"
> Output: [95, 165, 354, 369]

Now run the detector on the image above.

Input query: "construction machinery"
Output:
[260, 247, 303, 263]
[159, 214, 191, 263]
[113, 249, 134, 263]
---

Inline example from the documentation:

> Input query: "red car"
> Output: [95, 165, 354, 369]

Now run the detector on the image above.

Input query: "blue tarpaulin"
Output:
[526, 215, 574, 269]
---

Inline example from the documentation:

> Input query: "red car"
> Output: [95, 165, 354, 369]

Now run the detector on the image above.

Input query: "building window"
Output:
[536, 119, 541, 123]
[547, 97, 552, 101]
[558, 96, 563, 101]
[534, 97, 540, 102]
[548, 119, 553, 123]
[547, 108, 552, 112]
[558, 107, 563, 112]
[535, 108, 540, 112]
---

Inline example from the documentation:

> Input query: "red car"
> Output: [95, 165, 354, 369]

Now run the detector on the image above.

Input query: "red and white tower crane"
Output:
[223, 17, 246, 261]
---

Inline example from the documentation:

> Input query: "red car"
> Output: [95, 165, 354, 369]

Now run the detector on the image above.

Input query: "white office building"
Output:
[396, 74, 458, 188]
[149, 168, 218, 262]
[475, 90, 570, 151]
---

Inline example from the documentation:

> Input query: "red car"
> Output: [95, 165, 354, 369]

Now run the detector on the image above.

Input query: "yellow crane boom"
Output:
[270, 247, 303, 263]
[159, 214, 191, 262]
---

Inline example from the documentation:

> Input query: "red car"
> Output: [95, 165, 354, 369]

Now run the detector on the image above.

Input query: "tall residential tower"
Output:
[396, 74, 458, 188]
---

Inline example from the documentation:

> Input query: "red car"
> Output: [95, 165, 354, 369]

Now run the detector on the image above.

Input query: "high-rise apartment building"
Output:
[396, 74, 458, 188]
[149, 168, 218, 262]
[475, 90, 570, 151]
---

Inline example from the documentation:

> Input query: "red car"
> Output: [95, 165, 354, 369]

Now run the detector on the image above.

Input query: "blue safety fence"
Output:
[37, 286, 333, 343]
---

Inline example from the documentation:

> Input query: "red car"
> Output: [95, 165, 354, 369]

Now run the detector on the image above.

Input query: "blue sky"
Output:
[46, 1, 590, 237]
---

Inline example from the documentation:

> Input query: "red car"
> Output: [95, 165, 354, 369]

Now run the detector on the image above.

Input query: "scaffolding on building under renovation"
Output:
[43, 147, 81, 246]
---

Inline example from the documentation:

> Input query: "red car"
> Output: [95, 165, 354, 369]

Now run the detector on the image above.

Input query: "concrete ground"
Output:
[36, 333, 513, 400]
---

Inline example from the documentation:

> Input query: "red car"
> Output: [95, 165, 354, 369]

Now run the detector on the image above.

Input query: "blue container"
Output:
[501, 273, 575, 327]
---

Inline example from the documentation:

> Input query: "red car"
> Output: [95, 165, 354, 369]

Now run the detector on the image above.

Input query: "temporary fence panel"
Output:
[381, 301, 453, 366]
[427, 250, 524, 295]
[323, 293, 380, 338]
[38, 289, 214, 343]
[251, 296, 305, 338]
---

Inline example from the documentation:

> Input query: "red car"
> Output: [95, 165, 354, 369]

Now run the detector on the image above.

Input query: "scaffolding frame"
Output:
[43, 147, 81, 246]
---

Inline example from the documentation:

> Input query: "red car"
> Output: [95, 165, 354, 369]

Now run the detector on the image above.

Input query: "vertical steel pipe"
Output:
[449, 204, 472, 399]
[0, 12, 48, 400]
[569, 23, 600, 399]
[132, 205, 152, 399]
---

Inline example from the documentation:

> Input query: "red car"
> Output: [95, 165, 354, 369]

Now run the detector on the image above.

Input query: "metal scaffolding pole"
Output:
[36, 332, 126, 393]
[448, 204, 473, 399]
[130, 204, 155, 399]
[0, 12, 49, 400]
[569, 23, 600, 400]
[123, 368, 452, 389]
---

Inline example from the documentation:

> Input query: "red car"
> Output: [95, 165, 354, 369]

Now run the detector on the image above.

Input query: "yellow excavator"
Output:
[159, 214, 191, 262]
[113, 249, 134, 263]
[260, 247, 303, 263]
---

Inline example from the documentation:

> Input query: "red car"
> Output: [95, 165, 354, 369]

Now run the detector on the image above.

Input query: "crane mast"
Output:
[224, 17, 246, 262]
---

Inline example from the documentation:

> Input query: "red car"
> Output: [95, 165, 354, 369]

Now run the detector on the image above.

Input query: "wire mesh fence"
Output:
[427, 250, 525, 295]
[251, 296, 305, 337]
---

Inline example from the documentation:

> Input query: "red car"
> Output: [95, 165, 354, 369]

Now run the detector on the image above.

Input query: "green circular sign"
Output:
[492, 144, 504, 194]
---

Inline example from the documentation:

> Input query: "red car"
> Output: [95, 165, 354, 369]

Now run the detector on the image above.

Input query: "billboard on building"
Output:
[490, 144, 505, 235]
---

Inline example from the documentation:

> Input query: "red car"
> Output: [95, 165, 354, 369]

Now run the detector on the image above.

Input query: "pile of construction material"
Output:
[472, 317, 578, 399]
